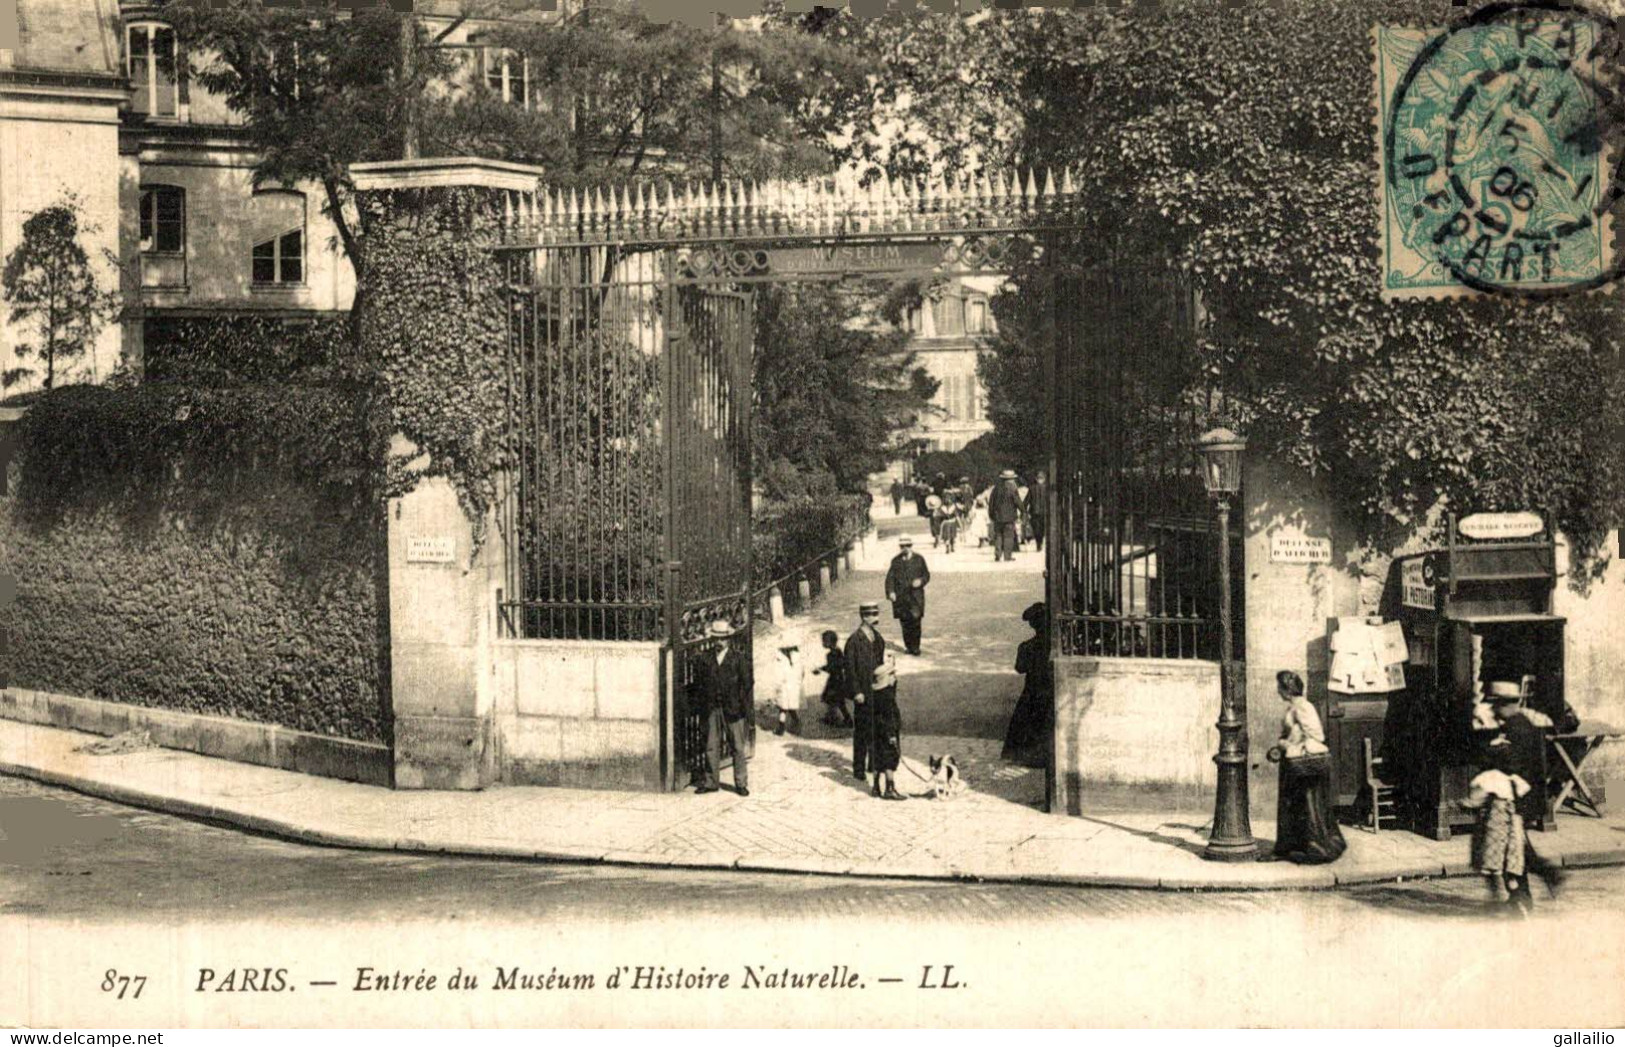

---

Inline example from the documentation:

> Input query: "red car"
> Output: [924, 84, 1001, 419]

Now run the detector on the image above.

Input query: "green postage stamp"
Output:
[1375, 12, 1615, 299]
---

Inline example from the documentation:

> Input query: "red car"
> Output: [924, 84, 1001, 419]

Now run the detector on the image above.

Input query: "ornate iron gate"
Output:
[491, 168, 1229, 792]
[1049, 266, 1238, 660]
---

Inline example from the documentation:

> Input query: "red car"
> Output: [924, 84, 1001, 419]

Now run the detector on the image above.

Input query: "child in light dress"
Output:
[773, 639, 804, 736]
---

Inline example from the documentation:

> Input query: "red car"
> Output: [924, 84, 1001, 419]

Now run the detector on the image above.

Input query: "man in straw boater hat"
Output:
[692, 618, 751, 797]
[989, 468, 1023, 562]
[1481, 680, 1566, 908]
[845, 601, 905, 800]
[884, 534, 931, 656]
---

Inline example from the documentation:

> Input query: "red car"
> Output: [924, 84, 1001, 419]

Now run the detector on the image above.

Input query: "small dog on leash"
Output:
[926, 753, 965, 799]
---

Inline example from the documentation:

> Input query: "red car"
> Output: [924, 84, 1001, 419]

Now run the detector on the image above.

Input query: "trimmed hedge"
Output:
[0, 383, 387, 742]
[143, 314, 356, 385]
[752, 494, 871, 589]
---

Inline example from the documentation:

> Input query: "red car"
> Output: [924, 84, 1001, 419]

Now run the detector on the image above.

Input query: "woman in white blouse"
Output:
[1260, 670, 1347, 864]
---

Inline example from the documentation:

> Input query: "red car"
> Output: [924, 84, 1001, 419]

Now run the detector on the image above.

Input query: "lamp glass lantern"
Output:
[1196, 428, 1246, 498]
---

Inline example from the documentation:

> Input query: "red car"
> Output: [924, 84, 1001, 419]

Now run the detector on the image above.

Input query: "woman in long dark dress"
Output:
[1261, 670, 1347, 864]
[1001, 602, 1052, 767]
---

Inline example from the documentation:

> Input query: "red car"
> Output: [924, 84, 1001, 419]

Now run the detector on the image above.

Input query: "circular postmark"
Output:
[1383, 1, 1624, 296]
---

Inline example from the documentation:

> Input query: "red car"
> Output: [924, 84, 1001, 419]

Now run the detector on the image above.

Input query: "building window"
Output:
[252, 229, 303, 285]
[906, 305, 925, 334]
[966, 296, 988, 335]
[932, 295, 964, 337]
[248, 189, 306, 287]
[482, 47, 529, 107]
[128, 22, 179, 117]
[139, 186, 185, 254]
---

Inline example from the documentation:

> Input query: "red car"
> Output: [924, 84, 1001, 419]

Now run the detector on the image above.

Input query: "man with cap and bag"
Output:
[990, 469, 1023, 562]
[845, 601, 906, 801]
[1477, 680, 1566, 907]
[884, 535, 931, 656]
[692, 618, 751, 797]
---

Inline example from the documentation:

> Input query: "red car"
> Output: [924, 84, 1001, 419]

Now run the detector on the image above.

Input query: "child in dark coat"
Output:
[812, 629, 854, 727]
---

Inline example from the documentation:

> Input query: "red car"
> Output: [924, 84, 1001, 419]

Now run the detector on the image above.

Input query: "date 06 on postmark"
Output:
[1376, 4, 1616, 299]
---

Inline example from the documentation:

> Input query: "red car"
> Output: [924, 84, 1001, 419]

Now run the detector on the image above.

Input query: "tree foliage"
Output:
[886, 2, 1625, 573]
[751, 280, 937, 500]
[1, 198, 119, 391]
[465, 1, 870, 186]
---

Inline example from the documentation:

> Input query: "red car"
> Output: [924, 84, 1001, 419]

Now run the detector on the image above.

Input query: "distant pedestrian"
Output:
[966, 496, 990, 548]
[913, 482, 930, 517]
[1025, 470, 1048, 552]
[691, 619, 751, 797]
[773, 638, 803, 737]
[1261, 670, 1344, 864]
[885, 534, 931, 656]
[890, 478, 905, 515]
[990, 469, 1023, 562]
[939, 501, 960, 554]
[932, 497, 957, 552]
[812, 628, 854, 727]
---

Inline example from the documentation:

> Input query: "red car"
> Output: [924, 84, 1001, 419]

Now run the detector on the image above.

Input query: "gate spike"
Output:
[1042, 168, 1057, 205]
[1061, 167, 1077, 198]
[1023, 169, 1038, 208]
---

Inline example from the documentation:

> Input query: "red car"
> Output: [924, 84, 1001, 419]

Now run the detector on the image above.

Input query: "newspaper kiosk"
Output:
[1388, 511, 1564, 839]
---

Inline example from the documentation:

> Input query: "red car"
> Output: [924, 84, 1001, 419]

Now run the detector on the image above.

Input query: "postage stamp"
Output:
[1376, 9, 1616, 299]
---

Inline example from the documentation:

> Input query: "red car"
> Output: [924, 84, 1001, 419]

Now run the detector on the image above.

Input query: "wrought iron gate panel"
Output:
[499, 244, 754, 787]
[667, 283, 755, 784]
[501, 247, 668, 642]
[1052, 267, 1229, 659]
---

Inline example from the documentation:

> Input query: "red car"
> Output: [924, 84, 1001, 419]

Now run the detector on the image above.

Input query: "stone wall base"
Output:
[1052, 657, 1221, 816]
[492, 639, 664, 791]
[0, 687, 390, 786]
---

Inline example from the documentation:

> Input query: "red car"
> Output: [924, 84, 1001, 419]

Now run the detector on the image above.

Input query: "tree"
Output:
[2, 198, 119, 392]
[452, 1, 870, 187]
[168, 1, 452, 329]
[751, 280, 938, 500]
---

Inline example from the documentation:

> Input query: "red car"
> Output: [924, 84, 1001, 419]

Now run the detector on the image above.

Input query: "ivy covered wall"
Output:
[0, 382, 387, 743]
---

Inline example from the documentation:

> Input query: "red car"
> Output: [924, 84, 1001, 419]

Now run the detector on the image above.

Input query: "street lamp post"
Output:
[1197, 428, 1257, 862]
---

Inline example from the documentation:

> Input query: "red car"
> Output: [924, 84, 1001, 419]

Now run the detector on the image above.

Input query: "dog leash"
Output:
[899, 755, 937, 782]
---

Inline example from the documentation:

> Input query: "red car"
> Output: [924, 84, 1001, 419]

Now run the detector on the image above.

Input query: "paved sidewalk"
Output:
[6, 714, 1624, 889]
[5, 524, 1623, 890]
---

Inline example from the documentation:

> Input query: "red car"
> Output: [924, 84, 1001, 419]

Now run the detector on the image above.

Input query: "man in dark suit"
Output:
[990, 469, 1023, 562]
[1025, 469, 1049, 552]
[889, 478, 905, 515]
[884, 535, 931, 655]
[692, 618, 751, 797]
[846, 601, 886, 782]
